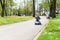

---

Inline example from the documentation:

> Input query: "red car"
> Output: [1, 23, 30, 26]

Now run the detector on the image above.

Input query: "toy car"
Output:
[35, 21, 41, 25]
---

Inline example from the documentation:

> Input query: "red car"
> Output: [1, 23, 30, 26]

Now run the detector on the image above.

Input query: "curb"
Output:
[33, 20, 49, 40]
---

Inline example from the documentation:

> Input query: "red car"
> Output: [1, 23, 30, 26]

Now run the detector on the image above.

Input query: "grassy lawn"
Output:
[38, 16, 60, 40]
[0, 16, 33, 25]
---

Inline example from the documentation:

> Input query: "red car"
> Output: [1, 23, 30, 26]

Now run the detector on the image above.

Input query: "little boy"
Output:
[35, 13, 41, 25]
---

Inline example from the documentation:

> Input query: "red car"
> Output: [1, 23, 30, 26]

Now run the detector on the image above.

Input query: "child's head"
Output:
[35, 13, 39, 17]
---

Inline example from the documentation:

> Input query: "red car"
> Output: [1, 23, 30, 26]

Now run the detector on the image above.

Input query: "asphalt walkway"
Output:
[0, 16, 49, 40]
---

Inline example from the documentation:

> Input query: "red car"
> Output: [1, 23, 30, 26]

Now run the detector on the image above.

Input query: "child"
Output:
[35, 13, 41, 25]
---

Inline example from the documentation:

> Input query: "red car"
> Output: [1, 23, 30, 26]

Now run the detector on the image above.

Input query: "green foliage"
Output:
[0, 16, 33, 25]
[0, 0, 17, 17]
[56, 0, 60, 10]
[40, 0, 50, 11]
[25, 1, 33, 16]
[18, 7, 25, 15]
[0, 0, 34, 16]
[0, 4, 2, 13]
[40, 0, 60, 11]
[38, 16, 60, 40]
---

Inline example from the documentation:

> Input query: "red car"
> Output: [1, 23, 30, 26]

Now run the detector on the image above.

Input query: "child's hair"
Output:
[35, 13, 39, 17]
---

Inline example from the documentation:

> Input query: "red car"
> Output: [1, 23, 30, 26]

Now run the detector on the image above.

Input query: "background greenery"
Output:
[38, 16, 60, 40]
[0, 16, 33, 25]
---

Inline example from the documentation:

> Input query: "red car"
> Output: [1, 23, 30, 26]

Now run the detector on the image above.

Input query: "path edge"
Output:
[33, 20, 49, 40]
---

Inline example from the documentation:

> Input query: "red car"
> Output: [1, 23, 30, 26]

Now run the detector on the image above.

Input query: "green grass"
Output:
[38, 16, 60, 40]
[0, 16, 33, 25]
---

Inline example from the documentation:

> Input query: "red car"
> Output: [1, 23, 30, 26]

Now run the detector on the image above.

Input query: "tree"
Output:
[0, 0, 16, 17]
[18, 0, 33, 16]
[40, 0, 57, 18]
[33, 0, 35, 17]
[50, 0, 56, 18]
[56, 0, 60, 13]
[0, 0, 5, 17]
[25, 0, 33, 16]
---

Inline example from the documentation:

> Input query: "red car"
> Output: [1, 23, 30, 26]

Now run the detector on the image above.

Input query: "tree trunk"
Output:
[50, 2, 53, 17]
[52, 0, 56, 18]
[24, 0, 26, 16]
[18, 10, 21, 16]
[5, 10, 8, 16]
[50, 0, 56, 18]
[33, 0, 35, 17]
[0, 0, 5, 17]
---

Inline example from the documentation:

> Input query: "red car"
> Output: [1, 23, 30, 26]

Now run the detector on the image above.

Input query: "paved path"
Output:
[0, 16, 49, 40]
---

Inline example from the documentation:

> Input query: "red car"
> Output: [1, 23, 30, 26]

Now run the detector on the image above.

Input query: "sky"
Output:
[13, 0, 42, 10]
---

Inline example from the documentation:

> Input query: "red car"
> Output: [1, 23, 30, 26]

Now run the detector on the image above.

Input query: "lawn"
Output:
[0, 16, 33, 25]
[38, 16, 60, 40]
